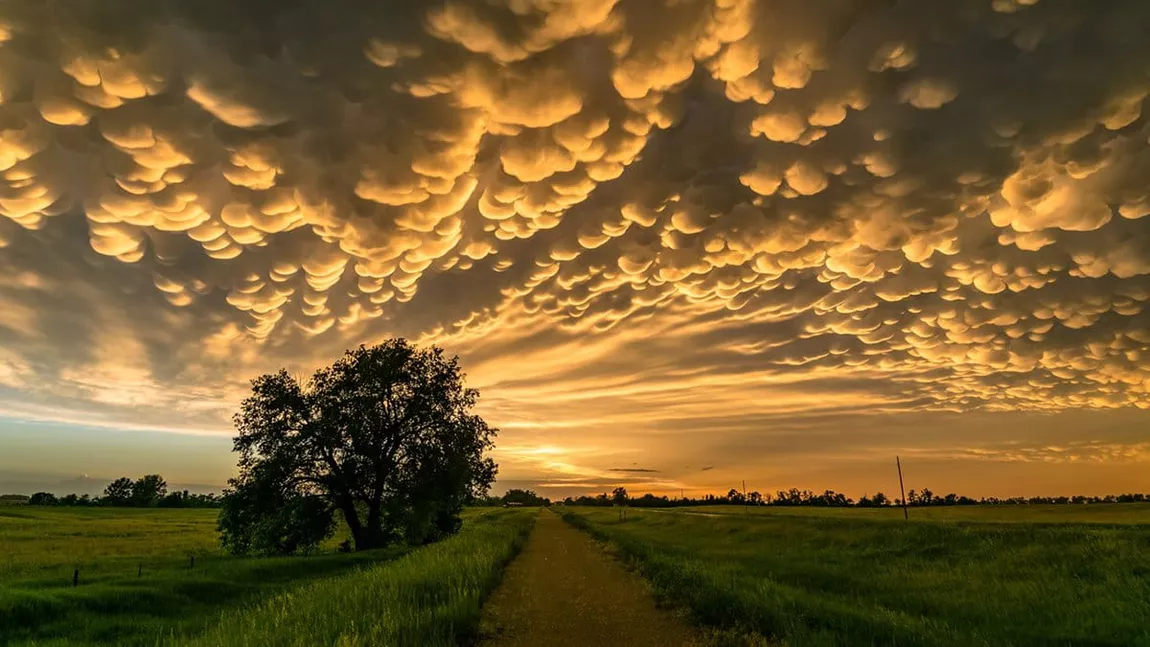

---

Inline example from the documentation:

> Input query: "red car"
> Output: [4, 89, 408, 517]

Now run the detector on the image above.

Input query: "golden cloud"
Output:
[0, 1, 1149, 493]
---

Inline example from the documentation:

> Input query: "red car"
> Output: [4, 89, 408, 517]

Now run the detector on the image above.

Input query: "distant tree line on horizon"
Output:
[9, 481, 1149, 511]
[13, 474, 221, 508]
[560, 486, 1150, 508]
[473, 488, 553, 507]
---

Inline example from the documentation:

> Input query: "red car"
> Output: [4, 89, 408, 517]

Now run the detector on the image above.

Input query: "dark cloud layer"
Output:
[1, 0, 1148, 493]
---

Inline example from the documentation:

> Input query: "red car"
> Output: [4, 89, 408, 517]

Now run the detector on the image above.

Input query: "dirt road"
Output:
[478, 510, 702, 646]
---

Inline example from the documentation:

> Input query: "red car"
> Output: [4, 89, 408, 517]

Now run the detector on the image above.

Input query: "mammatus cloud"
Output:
[0, 0, 1148, 494]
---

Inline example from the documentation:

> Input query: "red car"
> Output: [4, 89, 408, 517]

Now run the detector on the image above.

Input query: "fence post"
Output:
[897, 455, 909, 521]
[189, 555, 195, 569]
[138, 563, 142, 578]
[72, 569, 79, 587]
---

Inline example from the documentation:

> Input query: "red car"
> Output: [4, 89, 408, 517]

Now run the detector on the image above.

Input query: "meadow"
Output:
[559, 505, 1150, 646]
[176, 507, 535, 646]
[0, 506, 533, 646]
[672, 502, 1150, 524]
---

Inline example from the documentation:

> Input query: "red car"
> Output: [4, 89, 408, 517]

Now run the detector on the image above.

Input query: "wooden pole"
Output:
[72, 569, 79, 587]
[897, 456, 909, 520]
[138, 563, 142, 578]
[743, 479, 748, 514]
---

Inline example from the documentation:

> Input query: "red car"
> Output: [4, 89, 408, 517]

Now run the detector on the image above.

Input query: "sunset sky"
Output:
[0, 0, 1148, 500]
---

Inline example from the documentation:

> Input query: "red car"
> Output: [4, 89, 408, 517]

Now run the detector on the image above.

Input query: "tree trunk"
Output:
[360, 501, 385, 550]
[336, 497, 369, 551]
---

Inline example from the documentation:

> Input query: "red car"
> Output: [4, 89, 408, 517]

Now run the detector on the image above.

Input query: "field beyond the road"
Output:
[559, 504, 1150, 646]
[673, 501, 1150, 524]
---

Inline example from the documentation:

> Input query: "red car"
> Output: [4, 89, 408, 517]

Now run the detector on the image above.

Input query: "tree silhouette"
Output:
[103, 477, 134, 506]
[499, 489, 550, 507]
[28, 492, 57, 505]
[132, 474, 167, 507]
[218, 340, 497, 555]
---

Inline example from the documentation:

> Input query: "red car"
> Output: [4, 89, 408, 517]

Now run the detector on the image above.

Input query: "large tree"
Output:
[131, 474, 167, 507]
[218, 340, 498, 555]
[103, 477, 134, 506]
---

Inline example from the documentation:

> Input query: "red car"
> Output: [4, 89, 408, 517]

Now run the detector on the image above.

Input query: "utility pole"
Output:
[897, 455, 909, 520]
[743, 479, 748, 514]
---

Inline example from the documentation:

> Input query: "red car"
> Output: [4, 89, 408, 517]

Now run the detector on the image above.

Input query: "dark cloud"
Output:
[0, 0, 1148, 494]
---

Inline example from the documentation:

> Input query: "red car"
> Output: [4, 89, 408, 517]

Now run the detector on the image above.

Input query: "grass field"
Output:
[673, 502, 1150, 524]
[559, 505, 1150, 646]
[177, 507, 535, 647]
[0, 506, 531, 646]
[1, 507, 225, 583]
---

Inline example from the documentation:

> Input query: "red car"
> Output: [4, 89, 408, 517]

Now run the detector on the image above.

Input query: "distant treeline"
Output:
[8, 474, 221, 508]
[10, 482, 1149, 510]
[473, 488, 552, 507]
[561, 487, 1150, 508]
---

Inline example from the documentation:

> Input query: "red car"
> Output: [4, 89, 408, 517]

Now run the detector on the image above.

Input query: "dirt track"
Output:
[478, 510, 701, 646]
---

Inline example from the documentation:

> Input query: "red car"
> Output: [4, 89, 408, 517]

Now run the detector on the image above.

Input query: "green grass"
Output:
[0, 506, 404, 646]
[558, 506, 1150, 646]
[672, 502, 1150, 524]
[0, 506, 529, 646]
[0, 507, 225, 583]
[176, 508, 536, 647]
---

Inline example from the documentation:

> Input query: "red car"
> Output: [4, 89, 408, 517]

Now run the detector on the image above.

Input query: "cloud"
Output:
[608, 467, 660, 473]
[1, 0, 1149, 494]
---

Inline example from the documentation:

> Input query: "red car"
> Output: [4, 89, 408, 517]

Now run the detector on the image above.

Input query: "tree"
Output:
[218, 341, 498, 555]
[501, 489, 550, 507]
[103, 477, 134, 506]
[132, 474, 167, 507]
[28, 492, 57, 506]
[611, 486, 629, 505]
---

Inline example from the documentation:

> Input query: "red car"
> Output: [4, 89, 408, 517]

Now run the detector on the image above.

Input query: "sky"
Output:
[0, 0, 1148, 500]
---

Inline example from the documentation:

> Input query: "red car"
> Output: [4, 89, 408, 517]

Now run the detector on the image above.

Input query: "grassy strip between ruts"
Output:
[557, 506, 1150, 647]
[174, 508, 536, 647]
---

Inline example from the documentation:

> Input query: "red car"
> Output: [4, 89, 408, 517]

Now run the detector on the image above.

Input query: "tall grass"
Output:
[673, 502, 1150, 524]
[0, 506, 404, 646]
[176, 508, 535, 647]
[559, 507, 1150, 646]
[0, 507, 224, 582]
[0, 506, 529, 646]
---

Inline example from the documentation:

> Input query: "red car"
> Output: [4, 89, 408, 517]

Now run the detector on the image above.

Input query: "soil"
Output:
[478, 510, 703, 646]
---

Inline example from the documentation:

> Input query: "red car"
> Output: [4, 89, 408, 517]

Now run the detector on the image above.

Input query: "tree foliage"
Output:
[474, 488, 551, 507]
[103, 477, 134, 506]
[218, 340, 498, 555]
[131, 474, 167, 506]
[28, 492, 57, 506]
